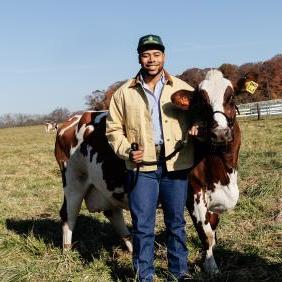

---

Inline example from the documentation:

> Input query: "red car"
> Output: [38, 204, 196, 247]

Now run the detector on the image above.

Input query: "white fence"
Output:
[237, 99, 282, 118]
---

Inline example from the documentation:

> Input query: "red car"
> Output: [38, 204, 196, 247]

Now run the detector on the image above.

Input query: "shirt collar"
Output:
[139, 71, 166, 88]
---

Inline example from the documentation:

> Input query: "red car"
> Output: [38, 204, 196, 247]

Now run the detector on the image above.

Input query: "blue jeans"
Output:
[127, 163, 188, 281]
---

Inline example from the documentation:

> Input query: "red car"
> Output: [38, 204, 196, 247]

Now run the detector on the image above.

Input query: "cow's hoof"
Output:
[122, 236, 133, 253]
[62, 243, 72, 252]
[203, 257, 219, 275]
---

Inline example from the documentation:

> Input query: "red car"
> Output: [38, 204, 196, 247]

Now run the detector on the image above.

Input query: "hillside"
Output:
[91, 54, 282, 110]
[178, 54, 282, 104]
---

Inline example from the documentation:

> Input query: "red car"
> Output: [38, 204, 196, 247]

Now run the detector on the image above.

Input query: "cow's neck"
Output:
[195, 139, 239, 170]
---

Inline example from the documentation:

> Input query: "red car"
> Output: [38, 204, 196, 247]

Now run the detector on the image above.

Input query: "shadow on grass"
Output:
[155, 230, 282, 281]
[202, 246, 282, 281]
[6, 214, 135, 280]
[6, 215, 124, 255]
[5, 217, 281, 281]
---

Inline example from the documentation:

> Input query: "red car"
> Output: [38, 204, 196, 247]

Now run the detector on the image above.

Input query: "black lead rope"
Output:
[130, 143, 140, 189]
[129, 140, 187, 191]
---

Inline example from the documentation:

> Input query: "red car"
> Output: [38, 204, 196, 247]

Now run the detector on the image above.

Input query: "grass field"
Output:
[0, 118, 281, 281]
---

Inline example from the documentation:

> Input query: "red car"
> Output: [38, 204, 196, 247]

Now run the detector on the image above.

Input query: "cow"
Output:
[55, 111, 133, 252]
[45, 122, 58, 133]
[54, 69, 257, 273]
[171, 69, 258, 273]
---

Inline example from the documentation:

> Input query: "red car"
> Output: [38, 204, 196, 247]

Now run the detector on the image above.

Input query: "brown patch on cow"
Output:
[55, 115, 81, 168]
[77, 112, 93, 132]
[205, 212, 219, 230]
[223, 86, 237, 122]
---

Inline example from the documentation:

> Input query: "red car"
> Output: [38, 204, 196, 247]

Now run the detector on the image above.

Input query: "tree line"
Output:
[1, 54, 281, 128]
[0, 107, 71, 129]
[86, 54, 282, 110]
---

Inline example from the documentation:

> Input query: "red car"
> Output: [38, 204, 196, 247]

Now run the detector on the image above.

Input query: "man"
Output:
[106, 34, 195, 281]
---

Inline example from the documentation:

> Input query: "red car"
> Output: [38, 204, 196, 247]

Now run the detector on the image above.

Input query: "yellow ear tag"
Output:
[245, 80, 258, 94]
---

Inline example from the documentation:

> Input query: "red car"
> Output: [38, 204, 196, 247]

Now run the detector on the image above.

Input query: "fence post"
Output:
[256, 103, 261, 120]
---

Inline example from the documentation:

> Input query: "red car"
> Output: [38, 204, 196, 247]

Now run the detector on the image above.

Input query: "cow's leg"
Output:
[60, 168, 88, 251]
[104, 208, 133, 253]
[187, 188, 219, 274]
[204, 212, 219, 273]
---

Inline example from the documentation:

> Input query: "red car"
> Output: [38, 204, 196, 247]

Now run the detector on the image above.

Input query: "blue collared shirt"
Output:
[140, 73, 166, 145]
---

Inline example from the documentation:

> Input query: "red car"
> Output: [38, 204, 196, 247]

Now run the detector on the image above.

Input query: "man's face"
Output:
[139, 49, 165, 76]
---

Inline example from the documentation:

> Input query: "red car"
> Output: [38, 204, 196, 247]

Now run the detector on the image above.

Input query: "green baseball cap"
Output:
[137, 34, 165, 54]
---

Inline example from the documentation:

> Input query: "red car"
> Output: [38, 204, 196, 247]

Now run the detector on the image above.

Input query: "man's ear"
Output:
[171, 90, 194, 110]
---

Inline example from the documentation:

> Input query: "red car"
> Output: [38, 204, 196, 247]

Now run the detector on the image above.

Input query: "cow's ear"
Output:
[171, 90, 194, 110]
[235, 71, 259, 95]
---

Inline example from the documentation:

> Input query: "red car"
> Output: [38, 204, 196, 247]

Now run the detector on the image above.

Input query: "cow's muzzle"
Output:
[211, 127, 233, 144]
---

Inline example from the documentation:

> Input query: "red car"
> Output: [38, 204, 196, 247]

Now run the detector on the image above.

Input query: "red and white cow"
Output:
[171, 69, 258, 273]
[55, 69, 257, 273]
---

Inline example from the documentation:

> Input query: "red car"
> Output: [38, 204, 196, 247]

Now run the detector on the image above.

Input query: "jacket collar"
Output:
[129, 69, 173, 88]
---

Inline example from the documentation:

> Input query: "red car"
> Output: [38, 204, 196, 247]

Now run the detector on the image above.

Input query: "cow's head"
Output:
[171, 69, 258, 145]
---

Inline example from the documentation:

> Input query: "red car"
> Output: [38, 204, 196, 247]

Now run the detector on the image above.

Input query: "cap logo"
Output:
[143, 35, 159, 45]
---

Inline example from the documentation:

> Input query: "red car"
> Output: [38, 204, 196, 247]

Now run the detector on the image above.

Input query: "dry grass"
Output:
[0, 119, 281, 281]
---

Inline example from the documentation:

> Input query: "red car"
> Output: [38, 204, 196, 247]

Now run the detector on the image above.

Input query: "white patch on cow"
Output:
[193, 191, 207, 224]
[192, 191, 213, 238]
[70, 123, 94, 155]
[94, 111, 108, 124]
[199, 69, 233, 128]
[62, 222, 72, 248]
[207, 170, 239, 213]
[59, 115, 82, 137]
[192, 191, 219, 273]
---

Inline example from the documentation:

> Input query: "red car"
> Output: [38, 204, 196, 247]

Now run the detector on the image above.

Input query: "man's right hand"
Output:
[129, 149, 144, 164]
[188, 125, 199, 136]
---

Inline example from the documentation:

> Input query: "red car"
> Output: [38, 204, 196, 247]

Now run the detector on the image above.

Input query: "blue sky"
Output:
[0, 0, 281, 115]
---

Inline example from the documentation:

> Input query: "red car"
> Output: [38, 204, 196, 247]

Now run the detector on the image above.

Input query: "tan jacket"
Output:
[106, 70, 195, 172]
